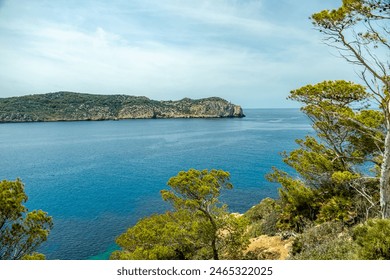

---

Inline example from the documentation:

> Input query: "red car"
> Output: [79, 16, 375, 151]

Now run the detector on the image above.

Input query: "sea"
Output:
[0, 109, 313, 260]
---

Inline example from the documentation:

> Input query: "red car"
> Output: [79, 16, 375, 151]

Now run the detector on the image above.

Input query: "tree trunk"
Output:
[380, 125, 390, 218]
[211, 237, 219, 260]
[199, 207, 219, 259]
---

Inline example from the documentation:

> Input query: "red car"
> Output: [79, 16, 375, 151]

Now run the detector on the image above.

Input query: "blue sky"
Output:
[0, 0, 359, 108]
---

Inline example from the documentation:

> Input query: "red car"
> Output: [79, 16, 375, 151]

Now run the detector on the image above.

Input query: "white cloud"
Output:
[0, 0, 358, 107]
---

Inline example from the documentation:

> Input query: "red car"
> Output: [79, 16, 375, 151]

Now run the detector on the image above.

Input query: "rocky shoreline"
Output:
[0, 92, 245, 122]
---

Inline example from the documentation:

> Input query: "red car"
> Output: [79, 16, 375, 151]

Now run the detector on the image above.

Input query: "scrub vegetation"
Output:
[1, 0, 389, 260]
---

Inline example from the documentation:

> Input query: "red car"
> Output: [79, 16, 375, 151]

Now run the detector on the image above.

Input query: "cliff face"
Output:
[0, 92, 245, 122]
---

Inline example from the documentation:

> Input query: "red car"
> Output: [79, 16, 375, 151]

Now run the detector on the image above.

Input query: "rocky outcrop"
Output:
[0, 92, 245, 122]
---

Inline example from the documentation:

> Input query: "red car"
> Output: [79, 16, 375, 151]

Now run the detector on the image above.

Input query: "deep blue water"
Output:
[0, 109, 312, 259]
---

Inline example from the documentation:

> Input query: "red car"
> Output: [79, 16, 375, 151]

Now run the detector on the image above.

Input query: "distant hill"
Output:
[0, 92, 245, 122]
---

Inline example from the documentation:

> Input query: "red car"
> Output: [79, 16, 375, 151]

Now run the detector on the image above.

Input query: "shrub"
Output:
[353, 218, 390, 260]
[289, 221, 357, 260]
[317, 196, 356, 224]
[244, 198, 280, 237]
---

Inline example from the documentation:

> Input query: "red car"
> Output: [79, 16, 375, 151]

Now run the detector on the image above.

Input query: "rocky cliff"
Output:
[0, 92, 245, 122]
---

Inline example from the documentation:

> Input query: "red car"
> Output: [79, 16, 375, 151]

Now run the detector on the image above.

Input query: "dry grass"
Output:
[245, 235, 293, 260]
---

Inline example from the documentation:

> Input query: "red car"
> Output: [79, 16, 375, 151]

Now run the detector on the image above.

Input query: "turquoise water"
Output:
[0, 109, 312, 259]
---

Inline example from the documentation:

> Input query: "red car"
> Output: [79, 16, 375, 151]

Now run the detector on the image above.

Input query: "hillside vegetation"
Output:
[0, 92, 244, 122]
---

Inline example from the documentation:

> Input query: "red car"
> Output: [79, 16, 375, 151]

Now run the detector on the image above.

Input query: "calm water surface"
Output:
[0, 109, 312, 259]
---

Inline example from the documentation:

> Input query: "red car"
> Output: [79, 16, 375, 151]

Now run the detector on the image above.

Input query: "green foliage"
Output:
[0, 179, 27, 221]
[353, 218, 390, 259]
[290, 219, 390, 260]
[244, 198, 280, 237]
[162, 169, 248, 260]
[248, 0, 390, 260]
[311, 0, 389, 32]
[267, 169, 319, 232]
[289, 81, 384, 167]
[264, 1, 389, 259]
[289, 80, 368, 107]
[21, 252, 46, 260]
[308, 0, 390, 218]
[267, 79, 383, 231]
[286, 137, 339, 183]
[317, 196, 355, 224]
[0, 179, 53, 260]
[162, 169, 233, 211]
[245, 198, 277, 221]
[111, 210, 202, 260]
[290, 222, 357, 260]
[217, 213, 250, 260]
[113, 169, 249, 260]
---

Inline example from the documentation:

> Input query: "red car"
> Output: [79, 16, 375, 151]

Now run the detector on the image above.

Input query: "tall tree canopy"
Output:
[162, 169, 248, 260]
[112, 169, 249, 260]
[0, 179, 53, 260]
[311, 0, 390, 218]
[268, 0, 389, 232]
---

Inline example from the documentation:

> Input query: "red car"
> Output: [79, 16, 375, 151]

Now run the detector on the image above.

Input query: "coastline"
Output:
[0, 92, 245, 122]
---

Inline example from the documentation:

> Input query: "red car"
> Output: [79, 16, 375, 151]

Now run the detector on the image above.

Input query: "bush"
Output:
[276, 178, 319, 232]
[244, 198, 280, 237]
[21, 253, 46, 260]
[353, 218, 390, 260]
[245, 198, 278, 221]
[316, 196, 356, 224]
[289, 221, 357, 260]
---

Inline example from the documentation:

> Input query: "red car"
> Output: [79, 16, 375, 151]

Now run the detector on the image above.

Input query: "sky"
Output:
[0, 0, 360, 108]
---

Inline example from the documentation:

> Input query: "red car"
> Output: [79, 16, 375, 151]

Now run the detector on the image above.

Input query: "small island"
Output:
[0, 92, 245, 122]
